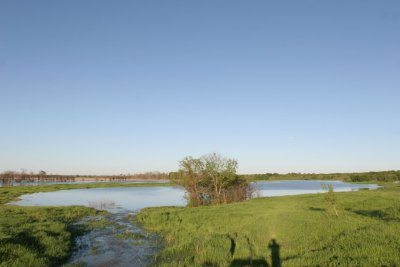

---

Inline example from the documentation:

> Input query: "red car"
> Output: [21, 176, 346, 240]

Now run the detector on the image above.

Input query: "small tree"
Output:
[177, 156, 207, 206]
[174, 153, 249, 206]
[321, 184, 339, 217]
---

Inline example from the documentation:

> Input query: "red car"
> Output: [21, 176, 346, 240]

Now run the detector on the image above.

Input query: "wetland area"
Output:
[2, 180, 392, 267]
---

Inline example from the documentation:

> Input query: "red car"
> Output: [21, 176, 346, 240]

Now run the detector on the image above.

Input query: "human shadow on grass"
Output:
[229, 239, 281, 267]
[309, 207, 325, 212]
[352, 209, 400, 222]
[229, 258, 269, 267]
[268, 239, 281, 267]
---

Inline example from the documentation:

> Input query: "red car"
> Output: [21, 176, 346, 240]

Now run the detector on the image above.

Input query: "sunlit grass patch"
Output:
[137, 183, 400, 267]
[0, 206, 103, 267]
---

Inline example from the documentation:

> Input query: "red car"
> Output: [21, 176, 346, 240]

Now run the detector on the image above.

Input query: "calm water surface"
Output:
[13, 186, 186, 212]
[253, 180, 380, 197]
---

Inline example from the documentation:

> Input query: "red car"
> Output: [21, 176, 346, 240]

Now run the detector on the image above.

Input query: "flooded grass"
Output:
[66, 212, 160, 266]
[115, 231, 147, 240]
[0, 183, 172, 267]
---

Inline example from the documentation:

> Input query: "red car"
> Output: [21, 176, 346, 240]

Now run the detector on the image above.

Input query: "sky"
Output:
[0, 1, 399, 175]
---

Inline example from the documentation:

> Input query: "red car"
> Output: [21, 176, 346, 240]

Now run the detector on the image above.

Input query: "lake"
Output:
[12, 180, 379, 212]
[12, 186, 186, 212]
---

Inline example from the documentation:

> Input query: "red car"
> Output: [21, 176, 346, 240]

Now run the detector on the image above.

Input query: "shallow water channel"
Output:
[14, 186, 186, 267]
[11, 180, 378, 266]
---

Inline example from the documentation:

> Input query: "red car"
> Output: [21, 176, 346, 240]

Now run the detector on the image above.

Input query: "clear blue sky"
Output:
[1, 1, 399, 175]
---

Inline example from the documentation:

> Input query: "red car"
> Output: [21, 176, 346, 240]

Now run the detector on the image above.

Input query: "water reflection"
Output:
[13, 186, 187, 212]
[253, 180, 379, 197]
[87, 199, 117, 210]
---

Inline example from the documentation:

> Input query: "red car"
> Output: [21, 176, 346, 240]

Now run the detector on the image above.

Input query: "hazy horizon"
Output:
[1, 165, 399, 177]
[1, 1, 399, 175]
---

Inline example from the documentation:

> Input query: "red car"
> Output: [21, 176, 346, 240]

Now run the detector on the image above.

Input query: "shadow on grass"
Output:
[309, 207, 325, 212]
[268, 239, 281, 267]
[354, 210, 387, 219]
[229, 239, 281, 267]
[229, 235, 236, 256]
[352, 209, 399, 222]
[230, 258, 269, 267]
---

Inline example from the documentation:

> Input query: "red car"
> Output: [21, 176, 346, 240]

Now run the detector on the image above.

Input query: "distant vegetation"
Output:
[0, 170, 169, 186]
[170, 153, 250, 206]
[2, 169, 399, 187]
[241, 170, 400, 182]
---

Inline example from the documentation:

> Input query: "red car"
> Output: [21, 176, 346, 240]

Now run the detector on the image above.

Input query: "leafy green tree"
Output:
[174, 153, 248, 206]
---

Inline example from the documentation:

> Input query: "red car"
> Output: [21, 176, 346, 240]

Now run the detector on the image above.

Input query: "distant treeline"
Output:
[240, 170, 400, 182]
[2, 170, 399, 185]
[0, 170, 169, 186]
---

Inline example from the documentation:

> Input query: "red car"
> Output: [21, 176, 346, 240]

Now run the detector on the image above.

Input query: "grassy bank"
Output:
[137, 182, 400, 266]
[0, 182, 172, 267]
[0, 206, 103, 267]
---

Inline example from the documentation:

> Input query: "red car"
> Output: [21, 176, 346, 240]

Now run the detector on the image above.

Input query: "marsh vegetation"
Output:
[241, 170, 400, 183]
[0, 171, 169, 187]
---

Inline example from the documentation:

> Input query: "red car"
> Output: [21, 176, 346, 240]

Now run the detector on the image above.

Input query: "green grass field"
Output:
[137, 183, 400, 267]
